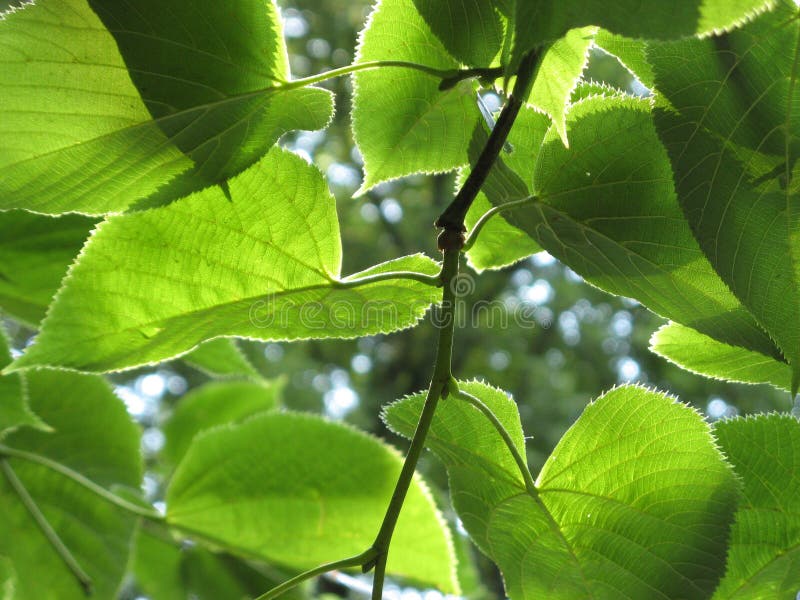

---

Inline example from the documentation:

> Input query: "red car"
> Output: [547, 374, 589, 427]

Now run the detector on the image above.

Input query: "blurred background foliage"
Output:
[1, 0, 791, 598]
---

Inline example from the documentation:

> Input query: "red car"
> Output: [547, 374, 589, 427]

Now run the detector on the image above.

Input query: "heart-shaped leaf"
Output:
[166, 411, 458, 593]
[384, 382, 739, 599]
[8, 147, 441, 373]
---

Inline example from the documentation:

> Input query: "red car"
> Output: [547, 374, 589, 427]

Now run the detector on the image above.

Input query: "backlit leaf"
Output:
[512, 0, 775, 68]
[8, 148, 441, 373]
[166, 412, 458, 593]
[0, 212, 94, 326]
[649, 0, 800, 389]
[651, 322, 792, 391]
[353, 0, 482, 194]
[182, 339, 259, 379]
[527, 27, 596, 146]
[0, 327, 44, 439]
[713, 415, 800, 599]
[0, 370, 142, 599]
[0, 0, 332, 215]
[384, 382, 739, 599]
[162, 379, 282, 471]
[411, 0, 506, 67]
[486, 95, 782, 362]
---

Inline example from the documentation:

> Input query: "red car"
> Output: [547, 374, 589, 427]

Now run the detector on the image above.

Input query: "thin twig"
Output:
[1, 459, 93, 595]
[435, 50, 540, 232]
[0, 445, 163, 520]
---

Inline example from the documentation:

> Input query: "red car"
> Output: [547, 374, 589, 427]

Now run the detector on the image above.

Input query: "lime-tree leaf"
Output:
[182, 339, 259, 379]
[166, 412, 458, 594]
[649, 0, 800, 390]
[486, 95, 782, 362]
[411, 0, 506, 67]
[384, 382, 739, 599]
[651, 322, 792, 391]
[464, 107, 551, 271]
[0, 370, 142, 599]
[528, 27, 596, 146]
[132, 527, 307, 600]
[0, 327, 45, 439]
[0, 0, 332, 215]
[352, 0, 482, 194]
[512, 0, 775, 68]
[593, 31, 656, 92]
[383, 380, 527, 553]
[8, 148, 441, 373]
[162, 379, 282, 472]
[713, 415, 800, 599]
[0, 212, 94, 326]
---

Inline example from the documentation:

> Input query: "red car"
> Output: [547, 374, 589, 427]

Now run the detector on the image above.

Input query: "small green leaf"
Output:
[0, 212, 94, 326]
[385, 382, 739, 599]
[651, 322, 792, 390]
[166, 412, 458, 593]
[713, 415, 800, 599]
[9, 148, 441, 373]
[352, 0, 481, 194]
[0, 327, 45, 439]
[0, 0, 332, 215]
[649, 0, 800, 389]
[528, 27, 597, 146]
[182, 339, 259, 379]
[0, 370, 142, 599]
[512, 0, 775, 67]
[162, 379, 282, 471]
[593, 30, 656, 92]
[464, 107, 551, 271]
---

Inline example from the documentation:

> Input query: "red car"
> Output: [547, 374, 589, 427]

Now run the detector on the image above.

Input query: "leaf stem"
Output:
[0, 445, 163, 521]
[278, 61, 497, 91]
[332, 270, 442, 289]
[453, 390, 537, 494]
[1, 459, 93, 596]
[435, 50, 540, 232]
[253, 548, 378, 600]
[462, 195, 539, 251]
[366, 245, 461, 599]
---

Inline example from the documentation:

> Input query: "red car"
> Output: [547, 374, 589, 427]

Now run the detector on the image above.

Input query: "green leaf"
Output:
[512, 0, 775, 67]
[9, 147, 441, 373]
[649, 1, 800, 390]
[0, 0, 332, 215]
[494, 95, 782, 361]
[0, 212, 94, 326]
[528, 27, 597, 146]
[182, 339, 259, 379]
[132, 527, 307, 600]
[0, 370, 142, 599]
[383, 381, 527, 552]
[713, 415, 800, 599]
[352, 0, 482, 194]
[651, 322, 792, 390]
[162, 379, 282, 472]
[385, 382, 739, 599]
[166, 412, 458, 594]
[0, 327, 45, 439]
[464, 107, 551, 271]
[593, 30, 656, 92]
[411, 0, 506, 67]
